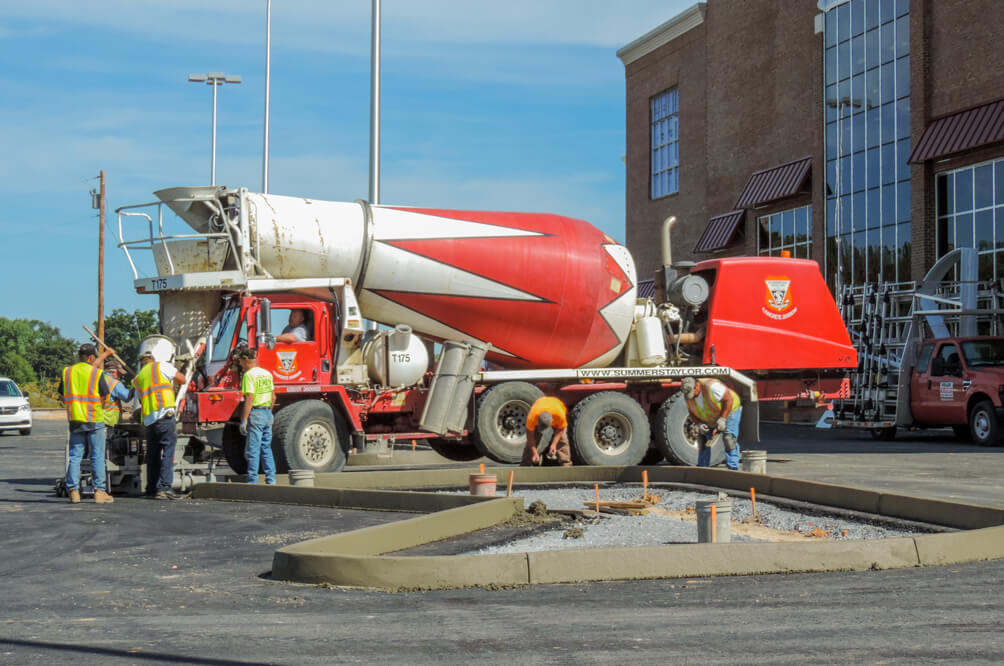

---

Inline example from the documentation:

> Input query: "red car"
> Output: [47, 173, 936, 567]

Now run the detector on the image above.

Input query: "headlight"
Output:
[18, 403, 30, 413]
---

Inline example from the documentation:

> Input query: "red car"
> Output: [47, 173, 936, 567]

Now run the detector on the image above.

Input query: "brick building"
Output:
[618, 0, 1004, 294]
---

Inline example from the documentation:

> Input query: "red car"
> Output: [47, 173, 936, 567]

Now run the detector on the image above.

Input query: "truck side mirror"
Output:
[930, 357, 944, 376]
[256, 298, 275, 350]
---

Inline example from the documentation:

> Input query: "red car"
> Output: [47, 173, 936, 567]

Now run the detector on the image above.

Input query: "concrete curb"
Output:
[194, 466, 1004, 591]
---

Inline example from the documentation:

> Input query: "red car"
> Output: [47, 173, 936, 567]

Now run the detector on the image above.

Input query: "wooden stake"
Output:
[506, 470, 514, 497]
[595, 484, 600, 516]
[710, 504, 717, 544]
[750, 487, 757, 521]
[642, 469, 649, 497]
[96, 170, 105, 352]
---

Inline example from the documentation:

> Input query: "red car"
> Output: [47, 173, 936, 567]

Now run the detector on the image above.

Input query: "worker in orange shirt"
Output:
[521, 396, 572, 467]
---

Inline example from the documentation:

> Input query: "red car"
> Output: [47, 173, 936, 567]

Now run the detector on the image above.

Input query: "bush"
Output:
[20, 379, 62, 409]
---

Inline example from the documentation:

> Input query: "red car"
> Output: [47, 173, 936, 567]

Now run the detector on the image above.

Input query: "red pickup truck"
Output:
[911, 337, 1004, 445]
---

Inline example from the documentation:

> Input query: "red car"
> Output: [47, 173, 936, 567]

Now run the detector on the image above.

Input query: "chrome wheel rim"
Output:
[300, 421, 336, 467]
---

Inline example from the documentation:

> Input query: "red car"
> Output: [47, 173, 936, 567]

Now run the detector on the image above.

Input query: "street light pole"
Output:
[189, 72, 243, 185]
[369, 0, 381, 205]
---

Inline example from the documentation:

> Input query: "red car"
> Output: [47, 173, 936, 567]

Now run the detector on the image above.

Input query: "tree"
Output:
[96, 308, 159, 369]
[0, 318, 78, 384]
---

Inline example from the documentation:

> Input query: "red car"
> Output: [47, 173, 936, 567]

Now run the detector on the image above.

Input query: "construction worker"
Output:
[236, 346, 277, 485]
[133, 350, 187, 499]
[276, 308, 310, 343]
[99, 360, 134, 427]
[521, 396, 572, 467]
[58, 343, 116, 504]
[680, 376, 742, 470]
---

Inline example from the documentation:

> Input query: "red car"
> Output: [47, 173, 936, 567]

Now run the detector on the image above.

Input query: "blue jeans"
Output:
[245, 408, 276, 484]
[145, 416, 177, 493]
[697, 408, 742, 470]
[66, 425, 107, 491]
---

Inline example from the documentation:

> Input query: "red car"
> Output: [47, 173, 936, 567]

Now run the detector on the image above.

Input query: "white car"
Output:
[0, 377, 32, 435]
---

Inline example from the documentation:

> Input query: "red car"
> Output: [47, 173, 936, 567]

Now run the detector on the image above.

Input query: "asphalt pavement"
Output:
[0, 417, 1001, 664]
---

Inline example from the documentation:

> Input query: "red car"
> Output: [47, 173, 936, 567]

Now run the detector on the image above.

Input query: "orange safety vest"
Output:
[133, 362, 176, 419]
[685, 378, 741, 424]
[62, 362, 105, 423]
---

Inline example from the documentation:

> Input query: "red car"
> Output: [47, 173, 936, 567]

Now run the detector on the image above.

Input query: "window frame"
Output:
[650, 87, 680, 200]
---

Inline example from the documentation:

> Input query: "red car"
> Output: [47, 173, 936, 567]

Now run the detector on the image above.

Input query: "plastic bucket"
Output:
[741, 450, 768, 475]
[469, 473, 497, 496]
[288, 469, 315, 487]
[696, 499, 732, 543]
[138, 334, 177, 363]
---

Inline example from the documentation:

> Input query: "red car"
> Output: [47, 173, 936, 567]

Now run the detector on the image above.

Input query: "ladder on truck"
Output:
[834, 247, 1004, 432]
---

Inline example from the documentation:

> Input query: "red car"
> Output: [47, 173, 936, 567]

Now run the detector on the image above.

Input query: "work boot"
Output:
[94, 489, 115, 504]
[154, 490, 184, 500]
[68, 489, 81, 504]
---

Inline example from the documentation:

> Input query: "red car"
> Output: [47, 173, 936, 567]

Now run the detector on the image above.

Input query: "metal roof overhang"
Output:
[693, 210, 745, 253]
[734, 156, 812, 209]
[909, 98, 1004, 163]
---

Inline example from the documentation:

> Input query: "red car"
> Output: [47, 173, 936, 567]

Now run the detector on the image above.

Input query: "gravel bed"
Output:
[468, 484, 930, 555]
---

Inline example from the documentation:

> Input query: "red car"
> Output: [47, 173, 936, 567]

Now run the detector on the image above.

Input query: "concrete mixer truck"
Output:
[111, 185, 855, 484]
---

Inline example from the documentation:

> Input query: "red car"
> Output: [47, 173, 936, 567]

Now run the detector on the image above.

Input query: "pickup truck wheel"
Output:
[221, 424, 248, 474]
[273, 400, 351, 473]
[951, 425, 970, 439]
[569, 392, 650, 466]
[474, 382, 544, 463]
[869, 427, 896, 441]
[427, 438, 484, 462]
[652, 393, 725, 467]
[969, 400, 1002, 446]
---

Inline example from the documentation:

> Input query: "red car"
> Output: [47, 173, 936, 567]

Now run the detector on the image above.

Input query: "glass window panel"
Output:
[896, 0, 909, 18]
[853, 150, 867, 191]
[880, 0, 895, 23]
[866, 0, 881, 30]
[866, 28, 881, 69]
[826, 122, 838, 160]
[997, 208, 1004, 249]
[867, 106, 881, 147]
[825, 83, 838, 120]
[852, 75, 865, 112]
[937, 216, 950, 256]
[881, 183, 896, 224]
[837, 40, 850, 80]
[853, 191, 867, 230]
[897, 180, 911, 223]
[825, 47, 837, 85]
[975, 209, 994, 251]
[882, 142, 896, 185]
[881, 62, 895, 104]
[668, 115, 678, 141]
[882, 224, 897, 281]
[881, 21, 895, 63]
[853, 111, 867, 153]
[852, 34, 866, 75]
[955, 212, 974, 249]
[896, 15, 909, 54]
[868, 186, 882, 226]
[867, 227, 881, 281]
[838, 2, 851, 42]
[974, 164, 993, 210]
[796, 206, 810, 244]
[897, 139, 911, 176]
[826, 197, 837, 235]
[897, 223, 911, 281]
[669, 142, 679, 167]
[838, 77, 852, 109]
[827, 158, 837, 196]
[853, 231, 867, 283]
[852, 0, 865, 35]
[897, 99, 911, 141]
[867, 147, 881, 187]
[896, 55, 910, 99]
[881, 103, 896, 143]
[838, 195, 852, 233]
[996, 161, 1004, 203]
[782, 210, 795, 246]
[978, 250, 994, 283]
[825, 11, 838, 47]
[866, 67, 881, 109]
[841, 157, 853, 195]
[955, 169, 973, 213]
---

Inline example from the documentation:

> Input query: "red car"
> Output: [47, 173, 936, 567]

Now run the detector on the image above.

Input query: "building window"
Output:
[823, 0, 911, 290]
[758, 205, 813, 258]
[650, 88, 679, 198]
[936, 157, 1004, 284]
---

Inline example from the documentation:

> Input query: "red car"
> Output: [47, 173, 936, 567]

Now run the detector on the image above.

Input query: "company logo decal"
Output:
[939, 381, 954, 400]
[275, 351, 301, 380]
[762, 276, 797, 320]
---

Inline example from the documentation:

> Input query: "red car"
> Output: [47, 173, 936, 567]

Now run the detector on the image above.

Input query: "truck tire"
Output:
[427, 438, 483, 462]
[273, 400, 351, 473]
[969, 400, 1002, 446]
[652, 393, 725, 467]
[569, 392, 650, 466]
[640, 448, 664, 465]
[474, 382, 544, 463]
[221, 424, 248, 474]
[869, 427, 896, 441]
[951, 425, 970, 439]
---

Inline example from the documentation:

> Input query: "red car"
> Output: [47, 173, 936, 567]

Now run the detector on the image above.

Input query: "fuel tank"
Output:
[161, 189, 637, 370]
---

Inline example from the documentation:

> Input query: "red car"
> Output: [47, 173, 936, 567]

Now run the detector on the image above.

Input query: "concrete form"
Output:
[193, 466, 1004, 591]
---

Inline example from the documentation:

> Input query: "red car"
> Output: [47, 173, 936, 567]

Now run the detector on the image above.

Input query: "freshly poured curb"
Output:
[193, 466, 1004, 591]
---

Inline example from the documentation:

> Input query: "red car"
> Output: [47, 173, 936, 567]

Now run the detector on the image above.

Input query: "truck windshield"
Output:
[961, 339, 1004, 368]
[210, 306, 246, 362]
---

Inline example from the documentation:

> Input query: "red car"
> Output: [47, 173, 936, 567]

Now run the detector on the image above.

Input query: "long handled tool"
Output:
[82, 325, 135, 375]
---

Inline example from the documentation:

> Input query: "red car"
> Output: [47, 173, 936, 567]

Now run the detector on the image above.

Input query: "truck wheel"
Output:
[427, 438, 483, 462]
[652, 394, 725, 467]
[221, 424, 248, 474]
[640, 448, 664, 465]
[969, 400, 1002, 446]
[951, 425, 970, 439]
[474, 382, 544, 463]
[274, 400, 351, 473]
[869, 427, 896, 441]
[569, 392, 650, 466]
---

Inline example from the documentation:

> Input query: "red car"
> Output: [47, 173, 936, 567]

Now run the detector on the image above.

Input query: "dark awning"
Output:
[693, 210, 745, 253]
[734, 156, 812, 209]
[909, 98, 1004, 163]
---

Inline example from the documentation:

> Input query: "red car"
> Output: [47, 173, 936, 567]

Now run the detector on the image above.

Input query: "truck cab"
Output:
[910, 336, 1004, 445]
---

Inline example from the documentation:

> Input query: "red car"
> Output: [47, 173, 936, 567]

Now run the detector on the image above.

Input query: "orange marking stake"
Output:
[480, 463, 485, 475]
[642, 469, 649, 499]
[750, 487, 757, 521]
[595, 484, 601, 516]
[412, 439, 417, 451]
[710, 504, 717, 544]
[506, 470, 514, 497]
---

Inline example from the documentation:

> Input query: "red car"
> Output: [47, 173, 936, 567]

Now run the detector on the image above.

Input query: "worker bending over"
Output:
[236, 346, 277, 485]
[133, 350, 187, 499]
[59, 343, 116, 504]
[521, 396, 572, 467]
[680, 376, 742, 470]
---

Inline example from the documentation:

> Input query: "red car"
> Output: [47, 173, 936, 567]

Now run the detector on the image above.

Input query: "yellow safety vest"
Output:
[102, 375, 122, 426]
[686, 378, 741, 424]
[133, 362, 176, 419]
[62, 362, 105, 423]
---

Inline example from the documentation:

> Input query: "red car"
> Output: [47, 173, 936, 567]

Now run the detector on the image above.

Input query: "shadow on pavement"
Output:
[0, 638, 268, 665]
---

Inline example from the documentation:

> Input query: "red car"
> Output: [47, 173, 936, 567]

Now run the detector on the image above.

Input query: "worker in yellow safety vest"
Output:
[680, 376, 743, 470]
[132, 350, 187, 499]
[99, 360, 135, 427]
[58, 343, 116, 504]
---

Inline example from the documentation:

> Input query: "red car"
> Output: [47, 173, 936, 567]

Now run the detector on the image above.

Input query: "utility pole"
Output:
[263, 0, 272, 193]
[369, 0, 381, 205]
[92, 171, 106, 350]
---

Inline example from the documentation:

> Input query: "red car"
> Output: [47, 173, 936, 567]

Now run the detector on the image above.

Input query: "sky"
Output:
[0, 0, 690, 342]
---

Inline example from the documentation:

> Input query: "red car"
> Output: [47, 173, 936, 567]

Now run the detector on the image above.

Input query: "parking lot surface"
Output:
[0, 418, 1001, 664]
